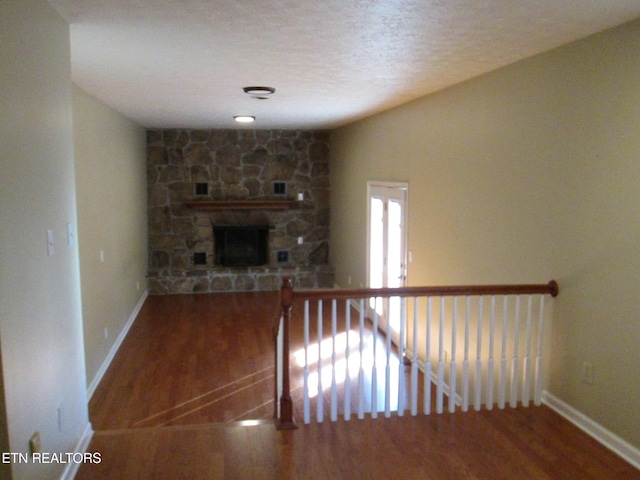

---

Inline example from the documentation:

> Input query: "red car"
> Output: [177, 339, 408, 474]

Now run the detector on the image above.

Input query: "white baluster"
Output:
[498, 296, 508, 409]
[398, 297, 406, 416]
[384, 297, 392, 418]
[344, 299, 351, 421]
[486, 296, 496, 410]
[371, 299, 379, 419]
[437, 296, 445, 414]
[510, 296, 521, 408]
[449, 296, 457, 413]
[474, 296, 483, 411]
[462, 296, 470, 412]
[358, 298, 366, 419]
[522, 295, 533, 407]
[534, 295, 546, 406]
[317, 300, 324, 422]
[411, 297, 419, 416]
[303, 300, 310, 424]
[424, 297, 432, 415]
[330, 299, 338, 422]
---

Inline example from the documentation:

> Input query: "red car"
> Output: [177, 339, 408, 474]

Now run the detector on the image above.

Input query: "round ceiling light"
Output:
[234, 115, 255, 123]
[243, 86, 275, 99]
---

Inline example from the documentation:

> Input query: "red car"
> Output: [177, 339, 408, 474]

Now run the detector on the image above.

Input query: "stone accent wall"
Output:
[147, 129, 335, 294]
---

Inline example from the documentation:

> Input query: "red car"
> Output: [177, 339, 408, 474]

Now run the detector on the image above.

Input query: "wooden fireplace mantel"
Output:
[184, 200, 296, 211]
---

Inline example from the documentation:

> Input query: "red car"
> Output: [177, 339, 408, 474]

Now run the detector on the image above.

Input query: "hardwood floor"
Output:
[78, 409, 640, 480]
[78, 292, 640, 479]
[89, 292, 281, 429]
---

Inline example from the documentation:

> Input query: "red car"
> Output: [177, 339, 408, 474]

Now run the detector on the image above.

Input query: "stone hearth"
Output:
[147, 129, 335, 294]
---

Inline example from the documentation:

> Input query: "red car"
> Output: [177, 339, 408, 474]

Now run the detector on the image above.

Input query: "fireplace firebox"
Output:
[213, 225, 269, 267]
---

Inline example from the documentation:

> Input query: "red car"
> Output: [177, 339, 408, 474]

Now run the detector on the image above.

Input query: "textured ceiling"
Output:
[47, 0, 640, 130]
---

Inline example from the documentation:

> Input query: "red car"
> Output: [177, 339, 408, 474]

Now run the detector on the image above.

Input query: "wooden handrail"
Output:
[276, 277, 558, 429]
[289, 280, 558, 301]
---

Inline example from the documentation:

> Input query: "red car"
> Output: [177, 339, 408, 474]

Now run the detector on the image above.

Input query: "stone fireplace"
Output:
[147, 129, 335, 294]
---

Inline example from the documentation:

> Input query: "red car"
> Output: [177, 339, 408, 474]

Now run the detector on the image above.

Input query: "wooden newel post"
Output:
[277, 276, 297, 430]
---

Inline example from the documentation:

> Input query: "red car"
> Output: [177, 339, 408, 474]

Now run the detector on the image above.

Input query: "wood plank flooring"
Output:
[89, 292, 281, 429]
[79, 292, 640, 479]
[78, 409, 640, 480]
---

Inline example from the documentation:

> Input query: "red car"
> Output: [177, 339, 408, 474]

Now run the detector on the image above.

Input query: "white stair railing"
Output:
[276, 279, 558, 427]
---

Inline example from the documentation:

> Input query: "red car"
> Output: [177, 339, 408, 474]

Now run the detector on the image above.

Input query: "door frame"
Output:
[366, 180, 409, 291]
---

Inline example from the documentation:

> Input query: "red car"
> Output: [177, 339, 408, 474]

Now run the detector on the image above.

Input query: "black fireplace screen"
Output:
[213, 225, 269, 267]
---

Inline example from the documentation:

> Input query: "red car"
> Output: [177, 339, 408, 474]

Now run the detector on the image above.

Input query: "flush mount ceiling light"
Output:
[234, 115, 255, 123]
[243, 86, 275, 100]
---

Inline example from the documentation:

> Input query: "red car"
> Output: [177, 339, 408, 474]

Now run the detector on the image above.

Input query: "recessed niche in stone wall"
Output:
[146, 129, 335, 294]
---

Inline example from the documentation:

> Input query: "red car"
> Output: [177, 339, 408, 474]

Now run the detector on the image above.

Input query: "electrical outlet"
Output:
[29, 431, 41, 455]
[582, 362, 594, 385]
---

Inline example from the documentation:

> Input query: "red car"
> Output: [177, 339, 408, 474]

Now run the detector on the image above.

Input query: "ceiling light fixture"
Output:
[243, 86, 275, 100]
[234, 115, 255, 123]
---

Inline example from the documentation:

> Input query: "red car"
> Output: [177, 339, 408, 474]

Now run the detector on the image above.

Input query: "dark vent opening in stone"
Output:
[273, 182, 286, 195]
[276, 250, 289, 264]
[195, 183, 209, 196]
[213, 225, 269, 267]
[193, 252, 207, 265]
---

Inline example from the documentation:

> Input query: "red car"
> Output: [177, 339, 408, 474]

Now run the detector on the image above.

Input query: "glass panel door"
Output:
[368, 183, 408, 342]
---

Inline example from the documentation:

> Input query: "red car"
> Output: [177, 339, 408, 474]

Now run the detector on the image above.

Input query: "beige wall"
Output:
[73, 86, 148, 392]
[331, 19, 640, 449]
[545, 19, 640, 451]
[0, 1, 90, 478]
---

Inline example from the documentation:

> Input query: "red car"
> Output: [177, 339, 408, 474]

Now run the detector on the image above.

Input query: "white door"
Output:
[368, 183, 408, 342]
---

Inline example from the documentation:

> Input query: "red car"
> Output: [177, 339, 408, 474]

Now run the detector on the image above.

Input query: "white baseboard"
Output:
[59, 422, 93, 480]
[86, 290, 148, 400]
[542, 391, 640, 470]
